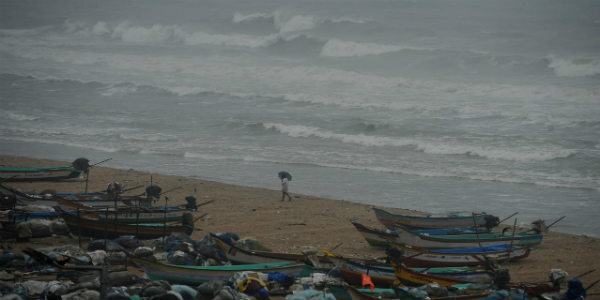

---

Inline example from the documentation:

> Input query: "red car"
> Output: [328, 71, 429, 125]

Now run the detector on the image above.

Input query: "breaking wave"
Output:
[548, 55, 600, 77]
[0, 136, 120, 153]
[0, 26, 55, 36]
[263, 122, 415, 147]
[119, 133, 178, 142]
[261, 122, 576, 162]
[100, 83, 139, 96]
[415, 141, 576, 162]
[321, 39, 434, 57]
[47, 18, 331, 49]
[4, 111, 40, 121]
[233, 12, 274, 24]
[274, 13, 371, 34]
[184, 147, 595, 190]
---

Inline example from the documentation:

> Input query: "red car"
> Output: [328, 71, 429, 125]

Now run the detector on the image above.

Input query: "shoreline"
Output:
[1, 154, 599, 293]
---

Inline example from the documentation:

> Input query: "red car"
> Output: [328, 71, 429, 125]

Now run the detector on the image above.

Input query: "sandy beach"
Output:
[1, 155, 599, 295]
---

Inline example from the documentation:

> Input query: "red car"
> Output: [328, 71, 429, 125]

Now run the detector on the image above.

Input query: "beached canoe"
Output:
[350, 222, 491, 248]
[389, 243, 532, 268]
[127, 254, 308, 285]
[351, 221, 407, 247]
[0, 166, 82, 182]
[211, 233, 335, 268]
[0, 184, 144, 209]
[338, 284, 491, 300]
[54, 206, 193, 239]
[55, 196, 188, 224]
[392, 223, 543, 249]
[323, 251, 494, 288]
[388, 258, 494, 287]
[15, 194, 145, 209]
[327, 284, 397, 300]
[373, 208, 499, 230]
[351, 222, 543, 249]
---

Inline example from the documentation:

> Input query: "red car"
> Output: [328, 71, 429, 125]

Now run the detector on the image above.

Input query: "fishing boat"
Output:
[54, 206, 193, 239]
[387, 258, 494, 287]
[0, 166, 82, 182]
[391, 223, 543, 249]
[389, 243, 532, 268]
[373, 208, 498, 230]
[327, 284, 398, 300]
[55, 196, 188, 224]
[351, 221, 400, 247]
[323, 251, 494, 288]
[339, 284, 491, 300]
[127, 253, 308, 285]
[351, 222, 542, 249]
[350, 222, 491, 248]
[16, 194, 145, 209]
[0, 184, 143, 209]
[211, 233, 335, 268]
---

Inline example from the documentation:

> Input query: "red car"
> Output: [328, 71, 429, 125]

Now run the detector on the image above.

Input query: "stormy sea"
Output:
[1, 0, 599, 237]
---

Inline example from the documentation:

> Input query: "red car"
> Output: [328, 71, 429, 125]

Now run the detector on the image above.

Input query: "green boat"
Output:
[0, 166, 82, 182]
[127, 253, 311, 285]
[328, 284, 491, 300]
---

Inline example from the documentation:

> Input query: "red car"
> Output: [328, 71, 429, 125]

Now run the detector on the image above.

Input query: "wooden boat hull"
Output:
[56, 196, 186, 224]
[325, 252, 396, 287]
[13, 194, 143, 209]
[0, 166, 81, 182]
[327, 285, 396, 300]
[391, 243, 531, 267]
[324, 251, 493, 288]
[343, 284, 490, 300]
[373, 208, 493, 229]
[352, 222, 543, 249]
[128, 255, 307, 285]
[212, 233, 334, 268]
[54, 207, 192, 239]
[351, 221, 398, 247]
[392, 224, 543, 249]
[389, 260, 493, 287]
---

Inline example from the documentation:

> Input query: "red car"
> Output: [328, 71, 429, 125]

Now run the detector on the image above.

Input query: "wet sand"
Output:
[1, 155, 599, 294]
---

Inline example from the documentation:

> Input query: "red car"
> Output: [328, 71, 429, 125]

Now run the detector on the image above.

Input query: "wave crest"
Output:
[5, 112, 40, 121]
[234, 12, 274, 24]
[321, 39, 432, 57]
[263, 122, 576, 162]
[548, 55, 600, 77]
[416, 142, 575, 162]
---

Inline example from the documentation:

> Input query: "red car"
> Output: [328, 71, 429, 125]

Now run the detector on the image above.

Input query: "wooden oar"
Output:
[84, 158, 112, 193]
[196, 199, 215, 208]
[586, 279, 599, 290]
[545, 216, 566, 230]
[92, 184, 143, 194]
[472, 212, 482, 248]
[159, 186, 182, 196]
[526, 215, 567, 234]
[0, 175, 18, 184]
[192, 213, 208, 223]
[573, 269, 596, 279]
[329, 242, 343, 252]
[135, 186, 182, 197]
[90, 158, 112, 168]
[498, 212, 519, 224]
[507, 218, 518, 263]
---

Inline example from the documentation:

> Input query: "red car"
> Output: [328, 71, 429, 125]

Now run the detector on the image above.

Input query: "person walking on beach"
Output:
[281, 177, 292, 201]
